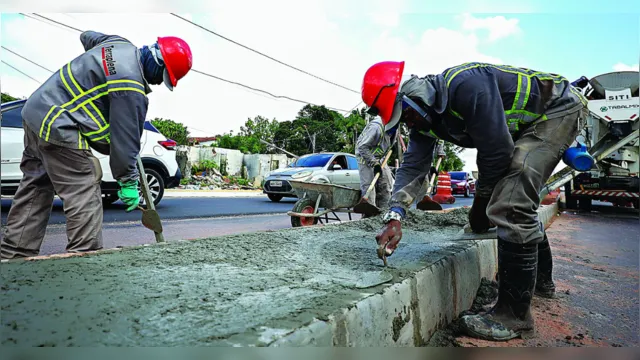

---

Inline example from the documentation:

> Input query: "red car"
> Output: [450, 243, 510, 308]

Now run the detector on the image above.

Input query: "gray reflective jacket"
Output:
[355, 117, 393, 168]
[21, 31, 152, 183]
[389, 62, 587, 213]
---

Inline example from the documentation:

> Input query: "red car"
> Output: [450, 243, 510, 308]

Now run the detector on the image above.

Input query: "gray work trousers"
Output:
[487, 109, 586, 245]
[359, 165, 393, 209]
[1, 122, 104, 259]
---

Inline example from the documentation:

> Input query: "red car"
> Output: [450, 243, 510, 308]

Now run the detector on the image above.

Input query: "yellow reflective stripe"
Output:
[45, 87, 144, 141]
[39, 106, 57, 137]
[505, 109, 547, 120]
[82, 106, 102, 129]
[83, 124, 110, 137]
[68, 63, 82, 93]
[78, 132, 83, 149]
[522, 75, 532, 109]
[512, 74, 523, 111]
[60, 67, 76, 97]
[61, 79, 145, 108]
[449, 109, 463, 119]
[45, 108, 67, 141]
[446, 63, 483, 87]
[70, 87, 146, 112]
[89, 101, 106, 126]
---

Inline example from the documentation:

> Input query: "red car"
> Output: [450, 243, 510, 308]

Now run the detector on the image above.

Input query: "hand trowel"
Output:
[136, 155, 165, 243]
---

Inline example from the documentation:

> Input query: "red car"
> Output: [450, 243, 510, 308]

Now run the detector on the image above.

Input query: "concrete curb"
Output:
[164, 189, 264, 198]
[268, 201, 560, 347]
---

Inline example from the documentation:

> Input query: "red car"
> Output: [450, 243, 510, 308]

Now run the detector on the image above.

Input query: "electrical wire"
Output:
[23, 14, 352, 113]
[191, 69, 349, 112]
[170, 13, 359, 95]
[1, 46, 53, 72]
[1, 60, 42, 83]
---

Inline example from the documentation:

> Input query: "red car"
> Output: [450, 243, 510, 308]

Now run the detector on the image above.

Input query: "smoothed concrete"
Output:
[1, 204, 559, 347]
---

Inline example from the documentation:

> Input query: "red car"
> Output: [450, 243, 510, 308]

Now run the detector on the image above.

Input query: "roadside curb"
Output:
[267, 200, 560, 347]
[164, 189, 264, 198]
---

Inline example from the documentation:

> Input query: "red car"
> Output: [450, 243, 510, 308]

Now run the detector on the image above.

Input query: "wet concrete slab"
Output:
[1, 208, 476, 347]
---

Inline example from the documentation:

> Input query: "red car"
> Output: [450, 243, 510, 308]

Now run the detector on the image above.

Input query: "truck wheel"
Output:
[578, 198, 592, 212]
[291, 198, 318, 227]
[564, 182, 577, 210]
[268, 194, 283, 202]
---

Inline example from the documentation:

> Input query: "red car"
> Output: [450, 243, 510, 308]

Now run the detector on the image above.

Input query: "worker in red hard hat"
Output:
[362, 61, 588, 341]
[1, 31, 192, 259]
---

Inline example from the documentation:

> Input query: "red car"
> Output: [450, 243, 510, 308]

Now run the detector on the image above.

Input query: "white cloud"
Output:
[613, 62, 640, 72]
[460, 13, 521, 42]
[1, 8, 519, 150]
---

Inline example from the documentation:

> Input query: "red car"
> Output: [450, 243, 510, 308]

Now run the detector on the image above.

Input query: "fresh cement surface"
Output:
[1, 208, 474, 347]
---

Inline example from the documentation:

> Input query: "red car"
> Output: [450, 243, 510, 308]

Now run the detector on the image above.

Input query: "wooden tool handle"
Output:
[363, 149, 394, 199]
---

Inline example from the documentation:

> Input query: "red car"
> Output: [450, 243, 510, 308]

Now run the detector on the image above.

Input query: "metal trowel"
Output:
[138, 206, 163, 233]
[136, 155, 165, 243]
[354, 270, 394, 289]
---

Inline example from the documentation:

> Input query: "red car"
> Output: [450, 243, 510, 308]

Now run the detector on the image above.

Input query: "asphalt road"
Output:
[0, 194, 474, 256]
[1, 195, 475, 225]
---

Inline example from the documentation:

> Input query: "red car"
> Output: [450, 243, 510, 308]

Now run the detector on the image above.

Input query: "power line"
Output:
[1, 46, 53, 72]
[1, 61, 42, 83]
[18, 12, 81, 35]
[191, 69, 349, 112]
[30, 13, 83, 32]
[22, 14, 352, 113]
[170, 13, 360, 95]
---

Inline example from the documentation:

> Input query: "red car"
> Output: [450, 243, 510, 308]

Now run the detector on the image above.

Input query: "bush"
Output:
[191, 159, 219, 174]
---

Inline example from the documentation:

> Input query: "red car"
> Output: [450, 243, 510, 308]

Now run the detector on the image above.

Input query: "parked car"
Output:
[1, 99, 181, 206]
[449, 171, 476, 197]
[263, 152, 362, 202]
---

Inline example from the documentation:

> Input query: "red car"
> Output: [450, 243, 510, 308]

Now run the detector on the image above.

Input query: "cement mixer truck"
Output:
[563, 71, 639, 210]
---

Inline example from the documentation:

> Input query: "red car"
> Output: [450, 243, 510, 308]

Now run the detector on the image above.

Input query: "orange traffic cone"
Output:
[432, 171, 456, 204]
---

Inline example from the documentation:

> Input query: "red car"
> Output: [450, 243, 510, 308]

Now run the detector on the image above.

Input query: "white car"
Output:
[263, 152, 363, 202]
[1, 99, 181, 206]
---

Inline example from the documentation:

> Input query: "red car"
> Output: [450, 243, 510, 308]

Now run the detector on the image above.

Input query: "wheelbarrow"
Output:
[287, 180, 362, 227]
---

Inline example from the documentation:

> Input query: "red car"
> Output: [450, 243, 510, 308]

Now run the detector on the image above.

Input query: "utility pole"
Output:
[303, 125, 316, 153]
[259, 139, 299, 159]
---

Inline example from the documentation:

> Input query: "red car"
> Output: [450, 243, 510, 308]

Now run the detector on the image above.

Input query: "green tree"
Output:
[239, 115, 280, 153]
[439, 142, 465, 172]
[1, 92, 20, 103]
[150, 118, 190, 145]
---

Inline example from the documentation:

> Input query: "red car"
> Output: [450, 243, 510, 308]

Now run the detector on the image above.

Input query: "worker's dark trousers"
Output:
[1, 123, 104, 259]
[487, 108, 587, 245]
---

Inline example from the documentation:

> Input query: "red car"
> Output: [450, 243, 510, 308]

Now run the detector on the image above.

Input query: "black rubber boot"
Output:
[460, 238, 537, 341]
[535, 233, 557, 299]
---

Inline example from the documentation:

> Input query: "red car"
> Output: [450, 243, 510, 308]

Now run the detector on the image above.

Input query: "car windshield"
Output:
[292, 154, 333, 168]
[450, 172, 466, 180]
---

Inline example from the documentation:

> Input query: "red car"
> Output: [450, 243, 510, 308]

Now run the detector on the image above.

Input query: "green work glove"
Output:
[117, 180, 140, 212]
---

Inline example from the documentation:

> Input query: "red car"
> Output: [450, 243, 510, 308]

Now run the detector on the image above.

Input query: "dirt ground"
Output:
[427, 206, 639, 347]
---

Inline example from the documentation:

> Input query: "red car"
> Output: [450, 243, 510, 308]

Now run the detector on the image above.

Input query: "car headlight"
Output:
[291, 170, 313, 179]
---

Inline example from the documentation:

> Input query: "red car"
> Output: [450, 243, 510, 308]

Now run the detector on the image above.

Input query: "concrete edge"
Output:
[267, 200, 560, 347]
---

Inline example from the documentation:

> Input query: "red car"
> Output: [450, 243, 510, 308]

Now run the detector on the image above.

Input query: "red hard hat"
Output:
[361, 61, 405, 125]
[157, 36, 193, 90]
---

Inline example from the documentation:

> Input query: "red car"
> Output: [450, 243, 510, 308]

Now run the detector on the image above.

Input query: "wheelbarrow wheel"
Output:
[291, 198, 319, 227]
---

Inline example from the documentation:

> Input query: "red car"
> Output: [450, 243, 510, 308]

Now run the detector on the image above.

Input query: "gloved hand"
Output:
[373, 164, 382, 177]
[375, 220, 403, 258]
[117, 180, 140, 212]
[468, 195, 493, 233]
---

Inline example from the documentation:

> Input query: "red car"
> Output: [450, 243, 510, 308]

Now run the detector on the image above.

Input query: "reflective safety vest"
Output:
[22, 32, 151, 152]
[442, 62, 587, 133]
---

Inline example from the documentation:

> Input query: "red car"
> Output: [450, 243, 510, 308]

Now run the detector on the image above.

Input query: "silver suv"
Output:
[263, 152, 361, 202]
